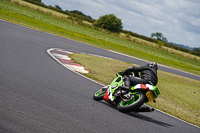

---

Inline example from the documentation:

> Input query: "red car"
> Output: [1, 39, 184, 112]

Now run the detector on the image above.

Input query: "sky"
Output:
[42, 0, 200, 48]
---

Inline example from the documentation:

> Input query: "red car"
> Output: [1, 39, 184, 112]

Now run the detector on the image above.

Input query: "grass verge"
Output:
[69, 53, 200, 127]
[0, 0, 199, 127]
[0, 0, 200, 76]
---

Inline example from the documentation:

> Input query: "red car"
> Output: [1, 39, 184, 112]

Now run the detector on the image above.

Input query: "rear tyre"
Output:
[93, 88, 107, 101]
[117, 93, 146, 113]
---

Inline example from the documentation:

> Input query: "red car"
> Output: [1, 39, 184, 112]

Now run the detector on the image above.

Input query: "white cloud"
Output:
[42, 0, 200, 47]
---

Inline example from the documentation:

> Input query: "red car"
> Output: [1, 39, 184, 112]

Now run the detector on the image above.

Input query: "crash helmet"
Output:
[147, 61, 158, 70]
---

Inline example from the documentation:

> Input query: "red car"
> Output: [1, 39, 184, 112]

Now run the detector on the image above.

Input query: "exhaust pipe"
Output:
[136, 107, 155, 112]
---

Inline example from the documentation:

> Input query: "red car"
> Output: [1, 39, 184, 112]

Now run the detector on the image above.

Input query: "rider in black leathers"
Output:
[120, 61, 158, 90]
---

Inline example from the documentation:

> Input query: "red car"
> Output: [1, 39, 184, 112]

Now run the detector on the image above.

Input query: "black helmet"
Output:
[147, 61, 158, 70]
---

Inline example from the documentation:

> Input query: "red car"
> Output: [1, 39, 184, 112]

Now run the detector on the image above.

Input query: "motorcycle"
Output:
[93, 72, 160, 113]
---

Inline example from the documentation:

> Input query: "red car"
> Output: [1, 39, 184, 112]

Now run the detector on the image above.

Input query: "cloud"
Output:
[42, 0, 200, 47]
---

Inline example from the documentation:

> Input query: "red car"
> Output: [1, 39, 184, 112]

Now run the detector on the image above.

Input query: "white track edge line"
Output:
[2, 19, 199, 79]
[47, 48, 102, 86]
[108, 50, 200, 78]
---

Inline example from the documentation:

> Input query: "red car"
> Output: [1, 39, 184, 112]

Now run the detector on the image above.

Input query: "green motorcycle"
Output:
[93, 72, 160, 113]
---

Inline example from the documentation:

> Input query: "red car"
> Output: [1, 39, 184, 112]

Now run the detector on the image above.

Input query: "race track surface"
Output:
[0, 20, 199, 133]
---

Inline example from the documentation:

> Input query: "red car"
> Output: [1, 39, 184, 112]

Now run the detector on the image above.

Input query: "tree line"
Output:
[24, 0, 200, 57]
[22, 0, 95, 23]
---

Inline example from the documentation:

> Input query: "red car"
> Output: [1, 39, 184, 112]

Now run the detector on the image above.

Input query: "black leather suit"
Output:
[124, 65, 158, 87]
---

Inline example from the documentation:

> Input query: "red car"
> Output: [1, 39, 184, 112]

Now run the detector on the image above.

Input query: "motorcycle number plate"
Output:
[146, 90, 155, 102]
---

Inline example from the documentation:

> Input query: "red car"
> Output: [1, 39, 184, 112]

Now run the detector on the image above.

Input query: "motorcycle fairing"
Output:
[103, 74, 123, 102]
[132, 84, 154, 91]
[103, 75, 160, 103]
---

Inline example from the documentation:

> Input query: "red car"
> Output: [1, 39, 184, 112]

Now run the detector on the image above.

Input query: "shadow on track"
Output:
[99, 101, 173, 127]
[125, 112, 174, 127]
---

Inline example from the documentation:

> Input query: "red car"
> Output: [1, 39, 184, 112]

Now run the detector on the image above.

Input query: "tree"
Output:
[151, 32, 168, 42]
[69, 10, 92, 19]
[93, 14, 123, 32]
[70, 10, 85, 16]
[32, 0, 41, 2]
[54, 5, 62, 10]
[193, 47, 200, 52]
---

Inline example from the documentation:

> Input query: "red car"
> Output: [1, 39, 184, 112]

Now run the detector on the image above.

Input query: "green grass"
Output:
[0, 0, 200, 76]
[69, 53, 200, 127]
[0, 0, 199, 127]
[11, 0, 69, 18]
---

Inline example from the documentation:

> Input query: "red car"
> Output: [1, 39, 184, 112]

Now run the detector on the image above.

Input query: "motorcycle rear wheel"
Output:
[117, 93, 146, 113]
[93, 88, 107, 101]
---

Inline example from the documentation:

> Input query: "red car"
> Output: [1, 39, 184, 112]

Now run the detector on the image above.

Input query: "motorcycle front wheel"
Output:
[93, 88, 107, 101]
[117, 93, 146, 113]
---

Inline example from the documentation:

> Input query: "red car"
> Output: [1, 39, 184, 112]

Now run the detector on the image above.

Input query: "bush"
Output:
[93, 14, 123, 32]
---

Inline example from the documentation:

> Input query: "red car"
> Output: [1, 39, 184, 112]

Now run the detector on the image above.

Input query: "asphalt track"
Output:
[0, 20, 199, 133]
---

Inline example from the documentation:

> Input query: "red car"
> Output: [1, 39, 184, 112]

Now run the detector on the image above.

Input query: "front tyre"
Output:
[117, 93, 146, 113]
[93, 88, 107, 101]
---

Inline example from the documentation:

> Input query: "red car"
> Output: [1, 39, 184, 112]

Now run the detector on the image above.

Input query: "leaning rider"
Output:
[119, 61, 158, 90]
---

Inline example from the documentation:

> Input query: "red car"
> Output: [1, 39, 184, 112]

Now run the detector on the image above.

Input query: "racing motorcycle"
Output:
[93, 72, 160, 113]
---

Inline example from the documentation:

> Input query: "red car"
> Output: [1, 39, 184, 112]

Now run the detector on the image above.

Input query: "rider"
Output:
[120, 61, 158, 90]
